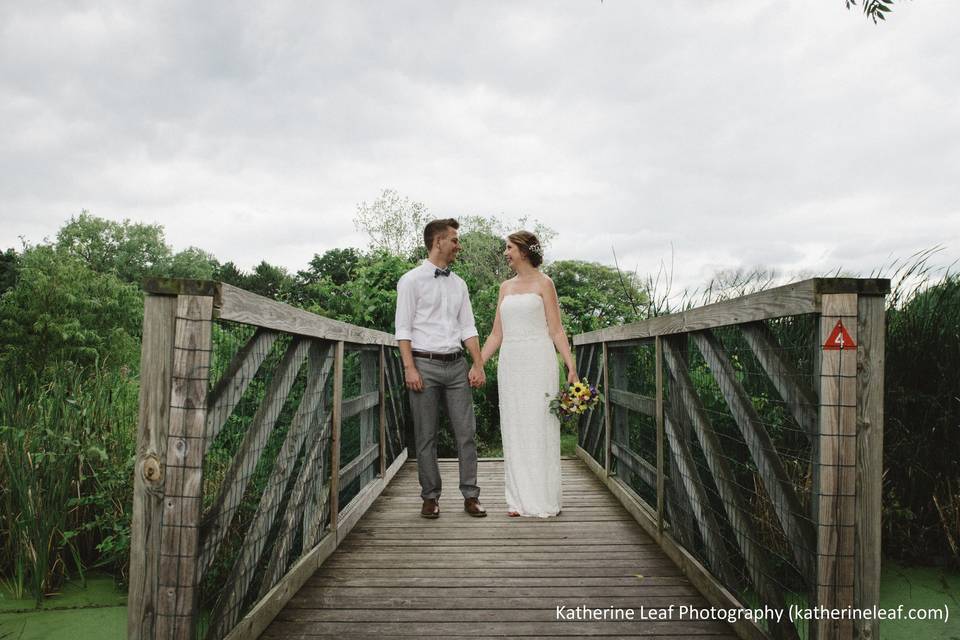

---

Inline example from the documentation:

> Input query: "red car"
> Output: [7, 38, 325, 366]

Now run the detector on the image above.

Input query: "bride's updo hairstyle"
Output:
[507, 230, 544, 268]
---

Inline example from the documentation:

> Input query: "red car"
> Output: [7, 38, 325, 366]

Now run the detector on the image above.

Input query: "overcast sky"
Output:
[2, 1, 958, 293]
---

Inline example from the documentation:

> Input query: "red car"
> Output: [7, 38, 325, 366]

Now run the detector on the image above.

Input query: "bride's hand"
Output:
[567, 369, 579, 385]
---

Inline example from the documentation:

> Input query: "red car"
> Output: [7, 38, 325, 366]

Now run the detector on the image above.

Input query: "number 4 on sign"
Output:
[823, 320, 856, 350]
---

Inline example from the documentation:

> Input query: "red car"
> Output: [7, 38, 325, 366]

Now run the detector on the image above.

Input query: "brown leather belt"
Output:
[412, 350, 463, 362]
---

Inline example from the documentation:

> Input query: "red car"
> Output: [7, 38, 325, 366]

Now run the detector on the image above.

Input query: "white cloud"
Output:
[1, 0, 957, 292]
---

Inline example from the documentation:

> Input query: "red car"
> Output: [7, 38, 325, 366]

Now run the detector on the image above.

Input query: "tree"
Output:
[0, 245, 143, 374]
[338, 252, 416, 332]
[169, 247, 219, 280]
[545, 260, 647, 335]
[456, 214, 558, 293]
[846, 0, 903, 23]
[215, 261, 248, 288]
[55, 211, 171, 283]
[0, 247, 19, 295]
[244, 261, 295, 300]
[354, 189, 429, 257]
[298, 248, 363, 287]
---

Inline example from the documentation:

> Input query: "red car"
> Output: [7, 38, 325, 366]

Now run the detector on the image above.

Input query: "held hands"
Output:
[566, 368, 579, 386]
[405, 365, 424, 392]
[468, 363, 486, 388]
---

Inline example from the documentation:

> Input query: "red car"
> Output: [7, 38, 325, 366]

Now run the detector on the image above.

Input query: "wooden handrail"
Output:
[574, 277, 889, 345]
[143, 278, 397, 345]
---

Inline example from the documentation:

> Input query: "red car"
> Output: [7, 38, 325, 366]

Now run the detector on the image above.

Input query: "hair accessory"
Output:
[527, 243, 543, 257]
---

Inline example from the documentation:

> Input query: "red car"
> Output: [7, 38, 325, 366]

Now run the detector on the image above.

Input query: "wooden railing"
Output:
[573, 278, 888, 640]
[127, 279, 410, 640]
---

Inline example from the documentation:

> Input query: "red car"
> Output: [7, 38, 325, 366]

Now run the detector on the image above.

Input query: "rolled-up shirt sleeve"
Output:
[395, 275, 415, 342]
[457, 283, 479, 342]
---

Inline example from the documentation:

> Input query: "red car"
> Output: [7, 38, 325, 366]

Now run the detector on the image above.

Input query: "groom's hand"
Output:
[468, 364, 486, 388]
[405, 366, 424, 392]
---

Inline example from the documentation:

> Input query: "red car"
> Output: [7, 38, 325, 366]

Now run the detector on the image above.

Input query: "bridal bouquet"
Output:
[548, 379, 602, 424]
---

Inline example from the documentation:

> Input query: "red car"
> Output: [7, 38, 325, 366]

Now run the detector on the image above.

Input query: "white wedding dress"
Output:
[498, 293, 562, 517]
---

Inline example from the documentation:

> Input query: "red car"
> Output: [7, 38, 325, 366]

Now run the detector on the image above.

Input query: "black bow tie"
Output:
[434, 268, 451, 278]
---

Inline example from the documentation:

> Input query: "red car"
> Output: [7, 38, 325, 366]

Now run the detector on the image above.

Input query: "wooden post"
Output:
[128, 294, 177, 640]
[602, 342, 612, 475]
[379, 346, 387, 477]
[655, 336, 665, 534]
[359, 349, 379, 488]
[815, 294, 859, 640]
[156, 294, 213, 640]
[329, 341, 345, 529]
[854, 295, 885, 640]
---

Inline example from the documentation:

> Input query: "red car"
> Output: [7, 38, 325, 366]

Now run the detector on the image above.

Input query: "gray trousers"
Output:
[408, 356, 480, 501]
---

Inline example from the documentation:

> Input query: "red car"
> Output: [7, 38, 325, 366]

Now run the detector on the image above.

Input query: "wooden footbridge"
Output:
[128, 277, 888, 640]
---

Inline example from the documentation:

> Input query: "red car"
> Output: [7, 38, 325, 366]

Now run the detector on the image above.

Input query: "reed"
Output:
[883, 267, 959, 565]
[0, 363, 137, 604]
[640, 248, 960, 566]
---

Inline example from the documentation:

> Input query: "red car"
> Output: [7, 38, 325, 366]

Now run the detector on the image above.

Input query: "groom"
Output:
[395, 218, 488, 519]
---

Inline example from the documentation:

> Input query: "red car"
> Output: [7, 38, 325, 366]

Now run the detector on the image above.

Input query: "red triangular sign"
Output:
[823, 320, 856, 350]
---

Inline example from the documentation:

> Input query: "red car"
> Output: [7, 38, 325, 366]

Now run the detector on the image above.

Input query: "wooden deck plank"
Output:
[302, 566, 685, 579]
[324, 549, 674, 559]
[261, 459, 737, 639]
[283, 595, 713, 609]
[263, 620, 737, 637]
[335, 544, 657, 552]
[289, 585, 701, 598]
[277, 607, 701, 621]
[265, 636, 737, 640]
[306, 576, 692, 588]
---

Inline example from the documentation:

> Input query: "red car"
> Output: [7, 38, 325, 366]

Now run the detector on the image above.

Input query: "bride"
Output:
[479, 231, 578, 517]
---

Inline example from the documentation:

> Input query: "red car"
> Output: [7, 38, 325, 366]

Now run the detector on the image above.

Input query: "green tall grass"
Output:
[883, 270, 960, 565]
[0, 364, 137, 605]
[640, 249, 960, 566]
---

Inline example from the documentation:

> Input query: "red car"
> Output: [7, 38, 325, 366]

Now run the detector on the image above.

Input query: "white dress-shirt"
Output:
[395, 260, 479, 354]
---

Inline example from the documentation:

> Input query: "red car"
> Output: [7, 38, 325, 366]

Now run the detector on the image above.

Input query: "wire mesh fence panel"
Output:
[608, 342, 660, 507]
[574, 343, 606, 464]
[335, 346, 382, 512]
[198, 325, 333, 639]
[129, 280, 412, 640]
[571, 276, 886, 640]
[661, 320, 818, 640]
[383, 348, 410, 465]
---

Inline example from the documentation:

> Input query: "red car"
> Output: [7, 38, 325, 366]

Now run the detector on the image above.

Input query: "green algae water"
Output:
[878, 561, 960, 640]
[0, 575, 125, 640]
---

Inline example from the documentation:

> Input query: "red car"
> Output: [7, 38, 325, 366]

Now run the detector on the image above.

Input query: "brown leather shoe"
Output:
[421, 498, 439, 519]
[464, 497, 487, 517]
